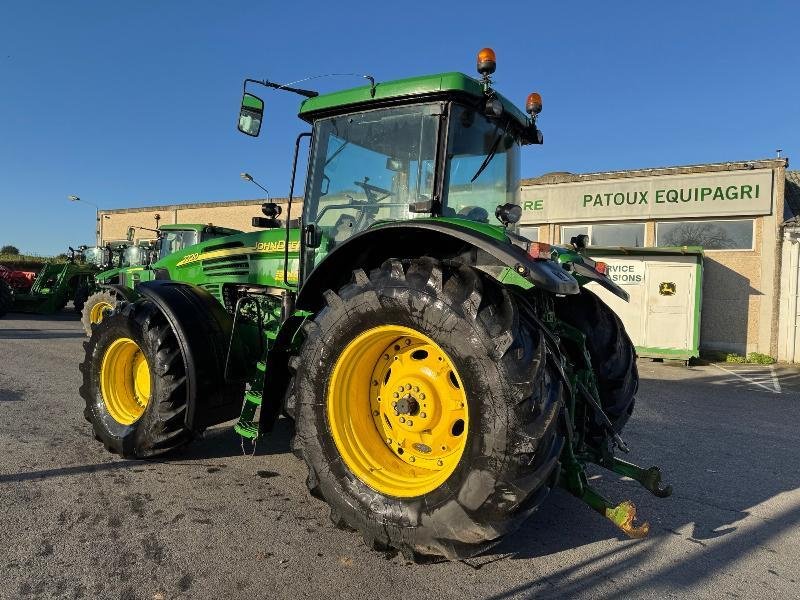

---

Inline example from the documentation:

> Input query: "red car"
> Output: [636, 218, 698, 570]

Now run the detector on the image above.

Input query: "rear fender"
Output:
[137, 281, 241, 431]
[296, 220, 579, 312]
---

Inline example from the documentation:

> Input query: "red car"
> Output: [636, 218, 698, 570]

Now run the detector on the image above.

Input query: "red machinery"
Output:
[0, 265, 36, 293]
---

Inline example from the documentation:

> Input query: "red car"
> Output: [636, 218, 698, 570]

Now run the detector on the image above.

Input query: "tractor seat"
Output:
[332, 214, 359, 245]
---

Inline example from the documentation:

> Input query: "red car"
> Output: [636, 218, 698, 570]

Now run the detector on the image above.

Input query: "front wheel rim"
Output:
[100, 337, 151, 425]
[327, 325, 469, 498]
[90, 300, 114, 324]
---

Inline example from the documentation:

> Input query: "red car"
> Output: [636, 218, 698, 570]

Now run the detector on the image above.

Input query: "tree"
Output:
[0, 245, 20, 255]
[659, 223, 735, 249]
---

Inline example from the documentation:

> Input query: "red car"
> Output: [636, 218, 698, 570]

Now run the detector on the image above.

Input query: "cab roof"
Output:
[298, 71, 529, 127]
[159, 224, 242, 235]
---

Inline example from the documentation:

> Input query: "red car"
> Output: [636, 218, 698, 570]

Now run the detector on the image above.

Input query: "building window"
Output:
[656, 219, 754, 250]
[560, 223, 645, 247]
[519, 225, 539, 242]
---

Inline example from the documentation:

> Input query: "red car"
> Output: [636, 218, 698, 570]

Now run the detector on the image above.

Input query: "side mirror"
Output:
[238, 93, 264, 137]
[127, 226, 135, 242]
[385, 157, 403, 172]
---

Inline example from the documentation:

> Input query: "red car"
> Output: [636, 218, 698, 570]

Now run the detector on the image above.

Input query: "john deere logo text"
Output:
[255, 241, 300, 252]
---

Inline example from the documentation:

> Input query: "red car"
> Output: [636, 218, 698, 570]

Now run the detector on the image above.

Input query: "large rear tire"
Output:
[554, 288, 638, 433]
[292, 258, 565, 559]
[79, 299, 194, 457]
[0, 279, 12, 318]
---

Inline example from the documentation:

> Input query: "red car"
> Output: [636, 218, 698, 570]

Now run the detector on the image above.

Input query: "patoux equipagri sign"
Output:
[520, 168, 774, 223]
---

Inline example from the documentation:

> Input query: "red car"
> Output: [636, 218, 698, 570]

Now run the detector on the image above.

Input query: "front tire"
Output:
[79, 299, 194, 457]
[293, 258, 565, 559]
[81, 289, 120, 336]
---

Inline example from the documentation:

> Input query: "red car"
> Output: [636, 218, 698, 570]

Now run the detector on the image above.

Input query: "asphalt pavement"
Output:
[1, 311, 798, 600]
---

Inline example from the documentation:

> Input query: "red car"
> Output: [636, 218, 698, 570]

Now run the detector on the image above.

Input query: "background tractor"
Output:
[80, 223, 244, 334]
[2, 245, 108, 317]
[80, 49, 670, 560]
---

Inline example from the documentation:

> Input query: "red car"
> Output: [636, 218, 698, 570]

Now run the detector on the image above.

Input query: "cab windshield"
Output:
[442, 104, 521, 222]
[122, 245, 147, 267]
[304, 103, 440, 250]
[82, 247, 107, 267]
[159, 230, 199, 261]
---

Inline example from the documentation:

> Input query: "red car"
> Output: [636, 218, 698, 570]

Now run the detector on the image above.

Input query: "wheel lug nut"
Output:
[436, 459, 443, 466]
[384, 354, 390, 360]
[413, 386, 419, 393]
[372, 380, 378, 386]
[420, 412, 426, 418]
[405, 384, 412, 390]
[409, 456, 415, 463]
[406, 420, 413, 426]
[386, 438, 392, 445]
[372, 410, 379, 416]
[394, 411, 399, 416]
[419, 393, 425, 400]
[398, 386, 404, 392]
[393, 392, 399, 398]
[399, 417, 405, 423]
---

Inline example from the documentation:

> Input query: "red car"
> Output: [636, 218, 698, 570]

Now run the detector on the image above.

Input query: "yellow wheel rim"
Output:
[90, 300, 114, 324]
[100, 337, 151, 425]
[327, 325, 469, 498]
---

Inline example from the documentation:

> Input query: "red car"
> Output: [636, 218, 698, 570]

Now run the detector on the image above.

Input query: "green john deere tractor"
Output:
[80, 223, 243, 335]
[79, 49, 671, 560]
[5, 245, 107, 316]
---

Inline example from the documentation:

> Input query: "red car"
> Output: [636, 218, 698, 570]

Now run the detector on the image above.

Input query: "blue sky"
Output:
[1, 1, 797, 255]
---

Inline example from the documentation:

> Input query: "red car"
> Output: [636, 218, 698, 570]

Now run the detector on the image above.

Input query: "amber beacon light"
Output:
[526, 92, 543, 115]
[477, 48, 497, 76]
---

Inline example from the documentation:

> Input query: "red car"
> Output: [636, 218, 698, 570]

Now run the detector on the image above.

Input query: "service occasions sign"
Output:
[520, 168, 773, 224]
[606, 261, 644, 286]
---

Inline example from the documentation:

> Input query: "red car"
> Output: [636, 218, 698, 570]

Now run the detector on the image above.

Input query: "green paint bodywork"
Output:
[298, 72, 530, 128]
[429, 216, 510, 241]
[12, 260, 99, 314]
[161, 228, 301, 303]
[99, 227, 300, 303]
[93, 224, 257, 291]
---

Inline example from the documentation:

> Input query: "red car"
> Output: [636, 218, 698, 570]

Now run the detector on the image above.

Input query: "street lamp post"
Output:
[240, 172, 271, 199]
[67, 195, 100, 245]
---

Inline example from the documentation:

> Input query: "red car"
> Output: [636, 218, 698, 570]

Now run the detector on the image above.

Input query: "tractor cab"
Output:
[239, 59, 542, 282]
[300, 84, 531, 251]
[155, 224, 242, 261]
[121, 243, 151, 268]
[80, 245, 111, 269]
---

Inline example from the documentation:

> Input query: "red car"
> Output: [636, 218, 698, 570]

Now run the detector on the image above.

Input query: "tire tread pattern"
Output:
[292, 257, 566, 560]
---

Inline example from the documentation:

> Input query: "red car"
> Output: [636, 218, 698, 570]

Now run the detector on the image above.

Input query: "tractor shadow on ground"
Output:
[171, 416, 294, 461]
[3, 310, 81, 323]
[488, 487, 628, 561]
[473, 367, 800, 595]
[0, 328, 85, 340]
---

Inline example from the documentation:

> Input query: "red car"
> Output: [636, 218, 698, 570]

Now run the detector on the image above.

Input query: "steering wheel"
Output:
[354, 178, 393, 203]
